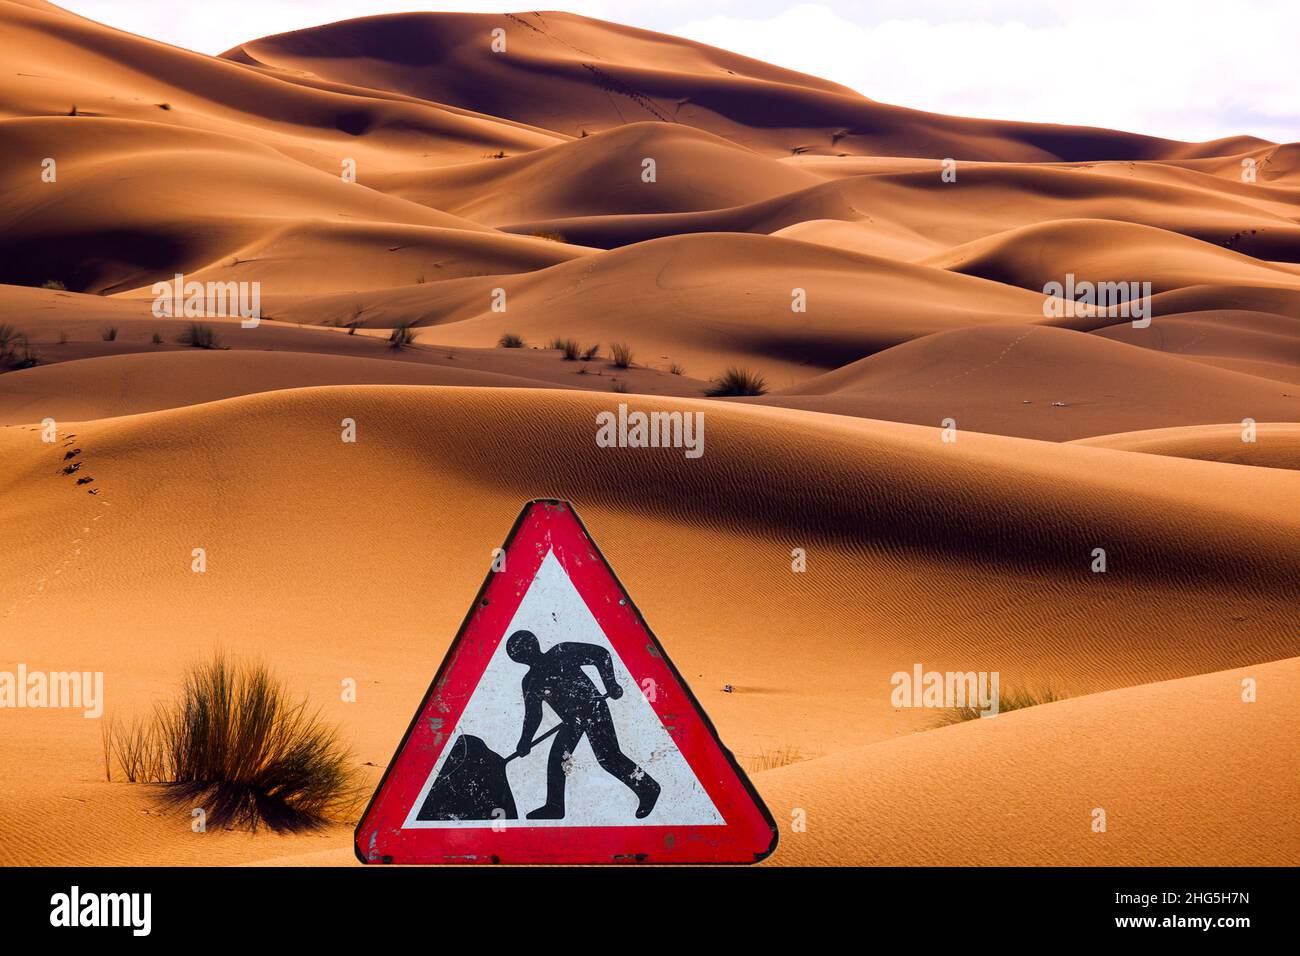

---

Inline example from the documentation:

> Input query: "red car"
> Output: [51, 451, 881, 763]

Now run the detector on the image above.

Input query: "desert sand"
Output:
[0, 1, 1296, 866]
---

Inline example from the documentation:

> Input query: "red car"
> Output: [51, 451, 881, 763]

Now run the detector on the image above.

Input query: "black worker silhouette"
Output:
[507, 629, 661, 820]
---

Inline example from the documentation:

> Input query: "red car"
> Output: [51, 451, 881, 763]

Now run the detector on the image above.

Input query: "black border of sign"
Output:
[354, 497, 780, 865]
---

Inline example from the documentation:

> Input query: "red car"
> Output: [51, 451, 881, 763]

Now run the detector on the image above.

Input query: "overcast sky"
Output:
[59, 0, 1300, 144]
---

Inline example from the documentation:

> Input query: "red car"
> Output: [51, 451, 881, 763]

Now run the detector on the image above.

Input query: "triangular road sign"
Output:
[355, 499, 778, 865]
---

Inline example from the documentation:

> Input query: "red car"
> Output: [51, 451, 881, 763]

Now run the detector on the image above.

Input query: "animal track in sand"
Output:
[2, 430, 113, 620]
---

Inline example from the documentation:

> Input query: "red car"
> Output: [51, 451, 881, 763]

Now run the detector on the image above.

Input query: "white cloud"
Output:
[676, 1, 1300, 142]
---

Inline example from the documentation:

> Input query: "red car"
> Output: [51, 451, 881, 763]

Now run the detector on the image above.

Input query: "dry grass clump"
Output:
[706, 366, 767, 396]
[935, 686, 1066, 726]
[103, 654, 363, 832]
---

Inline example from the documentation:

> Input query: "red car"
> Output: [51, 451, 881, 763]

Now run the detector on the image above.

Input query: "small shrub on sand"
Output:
[935, 687, 1066, 727]
[179, 322, 219, 349]
[388, 324, 416, 350]
[549, 337, 580, 360]
[581, 343, 600, 361]
[609, 341, 633, 368]
[0, 326, 39, 370]
[13, 338, 38, 369]
[706, 366, 767, 396]
[103, 654, 363, 832]
[498, 332, 525, 348]
[669, 362, 685, 376]
[611, 379, 629, 393]
[151, 331, 163, 345]
[101, 326, 118, 342]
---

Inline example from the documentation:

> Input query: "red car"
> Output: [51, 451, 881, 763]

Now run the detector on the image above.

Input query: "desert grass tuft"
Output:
[178, 322, 219, 349]
[934, 686, 1066, 727]
[101, 326, 118, 342]
[0, 325, 39, 370]
[609, 341, 633, 368]
[549, 337, 581, 360]
[0, 324, 18, 367]
[12, 337, 38, 370]
[388, 324, 416, 350]
[104, 654, 363, 832]
[706, 366, 767, 396]
[497, 332, 525, 348]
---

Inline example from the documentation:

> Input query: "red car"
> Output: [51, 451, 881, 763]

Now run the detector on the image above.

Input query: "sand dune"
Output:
[760, 658, 1300, 866]
[489, 162, 1300, 257]
[1095, 307, 1300, 384]
[752, 325, 1299, 440]
[0, 117, 581, 295]
[375, 122, 825, 227]
[0, 342, 714, 424]
[839, 168, 1300, 263]
[2, 387, 1297, 864]
[1073, 422, 1300, 471]
[0, 0, 561, 161]
[0, 350, 541, 423]
[265, 233, 1052, 386]
[223, 11, 1254, 164]
[5, 387, 1296, 708]
[925, 218, 1300, 296]
[770, 219, 945, 261]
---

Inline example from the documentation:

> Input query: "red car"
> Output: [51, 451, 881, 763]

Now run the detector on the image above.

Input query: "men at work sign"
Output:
[355, 499, 777, 865]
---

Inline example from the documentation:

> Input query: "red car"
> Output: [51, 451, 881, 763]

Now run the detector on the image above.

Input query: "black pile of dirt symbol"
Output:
[419, 734, 518, 821]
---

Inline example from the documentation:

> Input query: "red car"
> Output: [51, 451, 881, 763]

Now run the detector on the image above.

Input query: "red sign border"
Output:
[354, 499, 779, 865]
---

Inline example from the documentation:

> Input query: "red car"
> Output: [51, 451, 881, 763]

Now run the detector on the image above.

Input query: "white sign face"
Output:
[403, 550, 724, 829]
